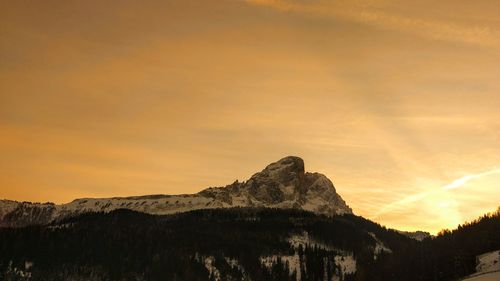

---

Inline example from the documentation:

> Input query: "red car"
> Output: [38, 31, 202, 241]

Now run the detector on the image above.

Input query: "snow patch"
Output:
[368, 232, 392, 258]
[224, 257, 245, 273]
[463, 271, 500, 281]
[334, 255, 356, 276]
[203, 256, 221, 281]
[5, 260, 33, 280]
[476, 250, 500, 274]
[260, 254, 302, 280]
[288, 231, 339, 252]
[0, 200, 19, 219]
[462, 250, 500, 281]
[261, 252, 356, 281]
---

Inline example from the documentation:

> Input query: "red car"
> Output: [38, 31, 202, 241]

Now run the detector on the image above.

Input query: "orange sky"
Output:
[1, 0, 499, 234]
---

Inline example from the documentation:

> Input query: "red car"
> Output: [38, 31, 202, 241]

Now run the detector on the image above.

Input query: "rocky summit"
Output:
[0, 156, 352, 227]
[200, 156, 352, 215]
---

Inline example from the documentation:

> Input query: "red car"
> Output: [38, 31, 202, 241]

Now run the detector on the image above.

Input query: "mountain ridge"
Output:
[0, 156, 352, 227]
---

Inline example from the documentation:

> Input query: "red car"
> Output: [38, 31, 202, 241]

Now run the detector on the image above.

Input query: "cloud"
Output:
[370, 190, 432, 219]
[245, 0, 500, 48]
[1, 0, 499, 234]
[370, 167, 500, 231]
[443, 168, 500, 190]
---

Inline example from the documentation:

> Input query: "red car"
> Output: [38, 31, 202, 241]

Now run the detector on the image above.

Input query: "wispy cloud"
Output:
[370, 190, 432, 220]
[371, 167, 500, 222]
[2, 0, 499, 234]
[442, 168, 500, 190]
[245, 0, 499, 48]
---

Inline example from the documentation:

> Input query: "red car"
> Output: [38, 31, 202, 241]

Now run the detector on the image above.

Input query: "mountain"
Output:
[1, 156, 498, 281]
[397, 230, 432, 241]
[0, 156, 351, 227]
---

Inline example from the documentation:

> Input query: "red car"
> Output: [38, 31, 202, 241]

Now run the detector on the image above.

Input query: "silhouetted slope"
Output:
[0, 208, 498, 281]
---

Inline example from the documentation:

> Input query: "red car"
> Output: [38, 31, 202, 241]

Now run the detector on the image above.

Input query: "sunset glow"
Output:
[1, 0, 499, 234]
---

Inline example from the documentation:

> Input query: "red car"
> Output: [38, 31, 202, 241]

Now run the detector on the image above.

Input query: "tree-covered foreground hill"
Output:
[0, 207, 498, 281]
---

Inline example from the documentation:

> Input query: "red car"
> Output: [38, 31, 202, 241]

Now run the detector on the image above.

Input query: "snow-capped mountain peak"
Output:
[0, 156, 352, 227]
[199, 156, 352, 215]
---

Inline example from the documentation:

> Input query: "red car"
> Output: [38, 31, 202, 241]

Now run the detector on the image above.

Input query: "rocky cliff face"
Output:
[0, 156, 352, 227]
[199, 156, 352, 215]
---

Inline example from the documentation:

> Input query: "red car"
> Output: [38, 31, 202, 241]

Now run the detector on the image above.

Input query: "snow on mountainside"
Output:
[397, 230, 432, 241]
[261, 230, 357, 281]
[0, 156, 352, 227]
[462, 251, 500, 281]
[475, 250, 500, 274]
[463, 272, 500, 281]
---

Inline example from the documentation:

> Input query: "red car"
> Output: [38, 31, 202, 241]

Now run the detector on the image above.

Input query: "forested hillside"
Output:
[0, 207, 498, 281]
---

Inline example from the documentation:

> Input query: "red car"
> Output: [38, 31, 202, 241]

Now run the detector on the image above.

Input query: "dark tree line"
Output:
[0, 207, 498, 281]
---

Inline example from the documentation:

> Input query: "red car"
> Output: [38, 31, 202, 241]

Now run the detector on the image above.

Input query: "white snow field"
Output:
[462, 250, 500, 281]
[462, 271, 500, 281]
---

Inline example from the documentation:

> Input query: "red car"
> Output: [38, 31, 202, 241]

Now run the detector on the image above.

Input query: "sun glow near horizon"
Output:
[1, 0, 499, 234]
[366, 168, 500, 233]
